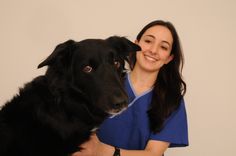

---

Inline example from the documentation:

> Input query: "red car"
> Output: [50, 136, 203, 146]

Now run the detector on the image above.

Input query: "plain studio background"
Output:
[0, 0, 236, 155]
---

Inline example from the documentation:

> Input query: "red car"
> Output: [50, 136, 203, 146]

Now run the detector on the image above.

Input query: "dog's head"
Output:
[38, 36, 140, 115]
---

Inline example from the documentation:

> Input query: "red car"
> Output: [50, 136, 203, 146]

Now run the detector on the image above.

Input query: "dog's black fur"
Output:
[0, 36, 140, 156]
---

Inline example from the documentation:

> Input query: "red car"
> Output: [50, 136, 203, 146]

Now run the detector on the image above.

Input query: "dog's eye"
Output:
[114, 61, 120, 69]
[83, 66, 93, 73]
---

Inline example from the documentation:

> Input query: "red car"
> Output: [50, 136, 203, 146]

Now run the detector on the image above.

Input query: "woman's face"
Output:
[135, 25, 174, 73]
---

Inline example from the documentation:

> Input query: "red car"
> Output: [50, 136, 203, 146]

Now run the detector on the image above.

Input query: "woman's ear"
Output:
[165, 54, 174, 64]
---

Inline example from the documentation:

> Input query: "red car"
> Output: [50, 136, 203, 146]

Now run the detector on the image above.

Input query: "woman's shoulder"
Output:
[149, 98, 189, 147]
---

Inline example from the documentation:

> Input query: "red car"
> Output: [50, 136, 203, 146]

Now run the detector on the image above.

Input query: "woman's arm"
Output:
[121, 140, 169, 156]
[72, 134, 170, 156]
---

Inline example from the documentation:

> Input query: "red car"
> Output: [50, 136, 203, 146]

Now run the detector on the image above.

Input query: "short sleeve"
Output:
[149, 99, 189, 147]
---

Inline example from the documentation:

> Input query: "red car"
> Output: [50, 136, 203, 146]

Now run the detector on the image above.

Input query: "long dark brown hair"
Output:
[130, 20, 186, 133]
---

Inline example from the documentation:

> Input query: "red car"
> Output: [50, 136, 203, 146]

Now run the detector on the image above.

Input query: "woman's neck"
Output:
[129, 67, 158, 95]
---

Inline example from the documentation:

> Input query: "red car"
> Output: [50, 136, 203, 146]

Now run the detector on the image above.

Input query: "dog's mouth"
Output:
[107, 107, 128, 118]
[107, 99, 128, 116]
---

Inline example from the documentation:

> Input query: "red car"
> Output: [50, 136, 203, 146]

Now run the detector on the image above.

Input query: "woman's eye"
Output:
[161, 46, 168, 50]
[83, 66, 93, 73]
[144, 40, 151, 43]
[114, 61, 121, 69]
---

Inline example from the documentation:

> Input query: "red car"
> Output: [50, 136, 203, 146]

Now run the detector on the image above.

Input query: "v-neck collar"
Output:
[127, 73, 153, 98]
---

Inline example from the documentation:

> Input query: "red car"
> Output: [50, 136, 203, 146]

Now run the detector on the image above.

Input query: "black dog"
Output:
[0, 36, 140, 156]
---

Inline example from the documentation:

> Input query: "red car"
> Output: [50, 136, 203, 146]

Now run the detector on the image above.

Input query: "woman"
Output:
[74, 20, 188, 156]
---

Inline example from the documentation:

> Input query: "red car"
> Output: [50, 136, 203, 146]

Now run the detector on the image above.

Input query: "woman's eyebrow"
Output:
[144, 34, 155, 39]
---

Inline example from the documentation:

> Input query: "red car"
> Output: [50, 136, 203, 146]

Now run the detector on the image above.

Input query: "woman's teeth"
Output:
[144, 55, 157, 62]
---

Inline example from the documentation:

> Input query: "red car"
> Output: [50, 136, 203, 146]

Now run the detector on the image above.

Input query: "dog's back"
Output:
[0, 76, 97, 156]
[0, 76, 68, 156]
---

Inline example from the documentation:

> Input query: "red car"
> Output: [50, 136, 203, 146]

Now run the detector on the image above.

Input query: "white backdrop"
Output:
[1, 0, 236, 155]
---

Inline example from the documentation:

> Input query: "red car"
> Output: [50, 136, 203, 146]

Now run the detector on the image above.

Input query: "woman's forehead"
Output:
[143, 25, 173, 44]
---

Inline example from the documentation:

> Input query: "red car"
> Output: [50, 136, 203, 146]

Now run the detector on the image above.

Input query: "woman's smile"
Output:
[143, 53, 158, 62]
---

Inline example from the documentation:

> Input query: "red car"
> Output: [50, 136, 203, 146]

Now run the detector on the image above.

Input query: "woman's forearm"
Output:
[120, 149, 164, 156]
[98, 140, 169, 156]
[72, 135, 169, 156]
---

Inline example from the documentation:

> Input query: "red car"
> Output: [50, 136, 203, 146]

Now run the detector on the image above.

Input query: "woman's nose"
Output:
[149, 44, 158, 55]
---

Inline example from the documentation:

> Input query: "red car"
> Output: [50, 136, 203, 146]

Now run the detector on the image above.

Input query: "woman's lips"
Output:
[144, 54, 158, 62]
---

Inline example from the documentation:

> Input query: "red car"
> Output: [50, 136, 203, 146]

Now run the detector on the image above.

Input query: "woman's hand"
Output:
[72, 134, 114, 156]
[72, 133, 99, 156]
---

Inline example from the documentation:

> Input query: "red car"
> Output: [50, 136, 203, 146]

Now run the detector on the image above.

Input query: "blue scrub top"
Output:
[97, 74, 189, 150]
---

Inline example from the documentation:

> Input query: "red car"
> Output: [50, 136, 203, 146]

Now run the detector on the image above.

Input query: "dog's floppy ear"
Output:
[106, 36, 141, 57]
[38, 40, 76, 68]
